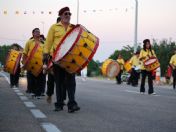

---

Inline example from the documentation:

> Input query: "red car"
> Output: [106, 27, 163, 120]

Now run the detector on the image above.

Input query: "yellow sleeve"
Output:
[23, 40, 30, 55]
[129, 57, 133, 64]
[44, 25, 55, 54]
[170, 56, 174, 64]
[122, 59, 125, 65]
[139, 50, 143, 60]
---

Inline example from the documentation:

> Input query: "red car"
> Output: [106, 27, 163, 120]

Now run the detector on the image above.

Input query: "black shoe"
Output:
[72, 105, 80, 111]
[54, 107, 63, 112]
[41, 93, 45, 96]
[68, 105, 80, 113]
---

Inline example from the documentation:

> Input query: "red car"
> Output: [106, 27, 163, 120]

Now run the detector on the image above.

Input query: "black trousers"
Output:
[130, 68, 140, 86]
[46, 73, 55, 97]
[27, 71, 46, 96]
[172, 69, 176, 89]
[10, 65, 20, 87]
[53, 64, 77, 108]
[140, 70, 154, 94]
[116, 70, 123, 84]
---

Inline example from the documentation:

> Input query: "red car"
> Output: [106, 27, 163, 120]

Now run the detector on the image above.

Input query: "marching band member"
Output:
[129, 51, 140, 87]
[116, 54, 125, 84]
[139, 39, 157, 95]
[9, 44, 21, 88]
[169, 49, 176, 90]
[43, 7, 80, 113]
[23, 28, 46, 98]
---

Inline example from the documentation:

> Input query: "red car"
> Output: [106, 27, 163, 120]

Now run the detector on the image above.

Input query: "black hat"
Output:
[59, 7, 70, 16]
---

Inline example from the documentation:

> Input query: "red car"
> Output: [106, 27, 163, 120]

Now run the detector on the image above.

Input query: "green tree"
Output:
[0, 45, 11, 65]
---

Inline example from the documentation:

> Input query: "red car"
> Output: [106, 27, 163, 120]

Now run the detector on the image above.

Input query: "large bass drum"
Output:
[101, 59, 120, 78]
[4, 49, 22, 75]
[144, 57, 160, 71]
[48, 24, 99, 73]
[24, 44, 43, 76]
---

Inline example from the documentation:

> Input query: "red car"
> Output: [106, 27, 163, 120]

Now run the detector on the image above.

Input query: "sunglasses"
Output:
[64, 12, 72, 16]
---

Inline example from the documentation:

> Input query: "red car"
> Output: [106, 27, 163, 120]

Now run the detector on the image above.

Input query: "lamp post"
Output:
[77, 0, 79, 24]
[134, 0, 138, 53]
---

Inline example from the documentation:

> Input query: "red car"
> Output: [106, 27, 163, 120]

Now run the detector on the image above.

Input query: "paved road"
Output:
[0, 72, 176, 132]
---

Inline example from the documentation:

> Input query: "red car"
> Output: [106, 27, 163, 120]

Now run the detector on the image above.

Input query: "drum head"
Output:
[106, 61, 120, 78]
[145, 58, 157, 65]
[54, 26, 81, 62]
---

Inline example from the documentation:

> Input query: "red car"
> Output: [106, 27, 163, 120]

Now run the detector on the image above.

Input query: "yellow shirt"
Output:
[117, 58, 125, 70]
[23, 39, 43, 56]
[169, 54, 176, 66]
[129, 55, 140, 67]
[43, 22, 74, 55]
[139, 49, 156, 70]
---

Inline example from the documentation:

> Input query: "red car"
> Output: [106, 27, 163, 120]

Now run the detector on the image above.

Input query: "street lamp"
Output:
[77, 0, 79, 24]
[134, 0, 138, 53]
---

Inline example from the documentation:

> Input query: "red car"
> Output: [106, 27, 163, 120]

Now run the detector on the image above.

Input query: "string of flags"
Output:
[2, 7, 133, 15]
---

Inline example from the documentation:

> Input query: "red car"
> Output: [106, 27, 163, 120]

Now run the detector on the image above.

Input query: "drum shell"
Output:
[101, 59, 120, 78]
[24, 45, 43, 77]
[144, 57, 160, 71]
[52, 24, 99, 73]
[4, 49, 22, 75]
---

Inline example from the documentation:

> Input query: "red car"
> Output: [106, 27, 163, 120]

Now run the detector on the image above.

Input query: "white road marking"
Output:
[14, 89, 20, 92]
[13, 87, 19, 90]
[24, 101, 36, 108]
[16, 92, 24, 96]
[125, 90, 140, 94]
[19, 96, 28, 101]
[41, 123, 62, 132]
[30, 109, 46, 118]
[0, 72, 10, 84]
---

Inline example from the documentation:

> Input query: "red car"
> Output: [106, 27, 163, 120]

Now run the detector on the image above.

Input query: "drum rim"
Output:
[52, 24, 81, 63]
[4, 49, 11, 71]
[48, 24, 82, 69]
[144, 56, 157, 65]
[76, 37, 99, 73]
[106, 60, 120, 78]
[51, 24, 99, 73]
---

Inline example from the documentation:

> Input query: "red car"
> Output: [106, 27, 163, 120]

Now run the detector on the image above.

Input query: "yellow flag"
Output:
[3, 11, 7, 15]
[15, 11, 19, 14]
[49, 11, 52, 14]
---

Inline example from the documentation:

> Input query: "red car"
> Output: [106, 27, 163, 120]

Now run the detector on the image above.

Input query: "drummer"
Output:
[9, 44, 21, 88]
[139, 39, 157, 95]
[116, 54, 125, 84]
[23, 28, 46, 98]
[169, 49, 176, 90]
[128, 51, 140, 87]
[43, 7, 80, 113]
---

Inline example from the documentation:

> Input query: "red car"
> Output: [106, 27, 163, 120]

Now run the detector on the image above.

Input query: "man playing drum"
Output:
[23, 28, 46, 98]
[8, 44, 22, 88]
[128, 51, 140, 87]
[43, 7, 80, 113]
[116, 54, 125, 84]
[139, 39, 157, 95]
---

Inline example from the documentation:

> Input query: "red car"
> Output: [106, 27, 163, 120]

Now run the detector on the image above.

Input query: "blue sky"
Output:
[0, 0, 176, 61]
